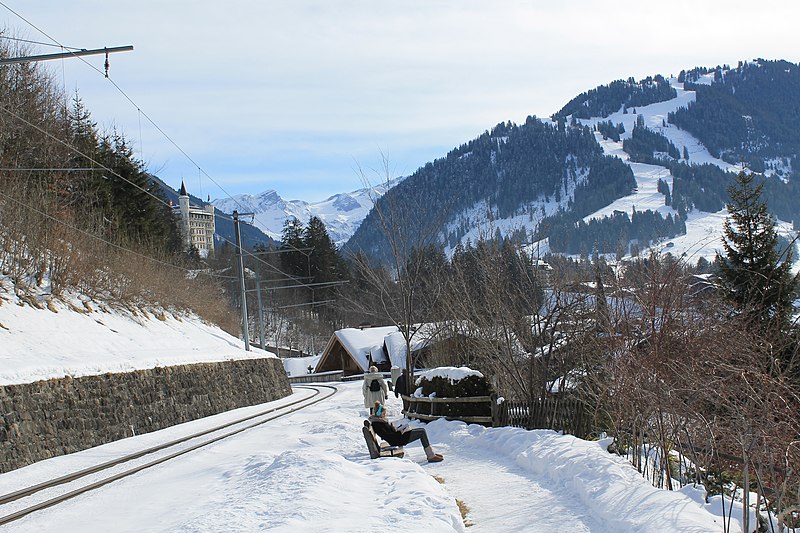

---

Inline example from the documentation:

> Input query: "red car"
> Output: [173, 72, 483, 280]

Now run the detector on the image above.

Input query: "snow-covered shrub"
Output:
[414, 367, 493, 419]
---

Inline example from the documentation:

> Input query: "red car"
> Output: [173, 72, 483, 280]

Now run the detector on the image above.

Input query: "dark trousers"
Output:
[405, 428, 430, 448]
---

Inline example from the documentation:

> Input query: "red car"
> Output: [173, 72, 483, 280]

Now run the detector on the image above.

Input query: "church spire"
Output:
[179, 180, 187, 197]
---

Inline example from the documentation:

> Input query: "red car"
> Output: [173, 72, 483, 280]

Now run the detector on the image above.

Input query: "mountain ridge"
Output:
[206, 58, 799, 262]
[346, 58, 799, 263]
[211, 179, 400, 247]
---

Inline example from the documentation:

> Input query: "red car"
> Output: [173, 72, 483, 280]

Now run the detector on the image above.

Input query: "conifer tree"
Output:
[717, 171, 798, 325]
[81, 127, 181, 254]
[303, 216, 347, 286]
[280, 217, 307, 279]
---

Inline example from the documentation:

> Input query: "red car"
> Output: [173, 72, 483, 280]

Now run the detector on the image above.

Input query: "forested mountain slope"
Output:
[344, 59, 800, 263]
[344, 118, 635, 261]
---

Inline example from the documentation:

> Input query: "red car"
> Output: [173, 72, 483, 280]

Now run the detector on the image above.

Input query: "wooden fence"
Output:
[289, 371, 391, 384]
[401, 394, 494, 425]
[400, 393, 591, 438]
[293, 371, 592, 439]
[287, 370, 343, 384]
[497, 395, 592, 439]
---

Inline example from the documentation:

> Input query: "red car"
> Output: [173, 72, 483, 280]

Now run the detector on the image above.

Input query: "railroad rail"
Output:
[0, 384, 337, 526]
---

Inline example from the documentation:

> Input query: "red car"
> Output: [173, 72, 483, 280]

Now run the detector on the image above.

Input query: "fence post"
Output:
[490, 393, 498, 427]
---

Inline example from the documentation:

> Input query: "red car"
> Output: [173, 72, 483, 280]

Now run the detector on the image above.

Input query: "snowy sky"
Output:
[2, 1, 799, 203]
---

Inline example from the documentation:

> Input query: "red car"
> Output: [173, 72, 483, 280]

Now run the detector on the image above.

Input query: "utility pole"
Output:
[233, 210, 253, 351]
[255, 270, 266, 350]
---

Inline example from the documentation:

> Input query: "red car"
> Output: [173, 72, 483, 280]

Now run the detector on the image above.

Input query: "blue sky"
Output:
[2, 1, 799, 203]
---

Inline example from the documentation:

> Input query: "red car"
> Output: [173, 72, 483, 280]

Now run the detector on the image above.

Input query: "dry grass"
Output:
[456, 499, 473, 528]
[0, 190, 240, 335]
[430, 474, 473, 527]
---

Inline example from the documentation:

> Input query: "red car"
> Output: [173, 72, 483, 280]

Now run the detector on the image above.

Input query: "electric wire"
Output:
[0, 104, 310, 286]
[0, 189, 233, 280]
[0, 4, 331, 292]
[0, 34, 81, 50]
[0, 2, 319, 269]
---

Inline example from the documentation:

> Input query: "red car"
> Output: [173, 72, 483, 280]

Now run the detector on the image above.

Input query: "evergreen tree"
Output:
[717, 172, 798, 325]
[302, 216, 348, 321]
[84, 130, 181, 253]
[280, 217, 307, 279]
[304, 216, 347, 285]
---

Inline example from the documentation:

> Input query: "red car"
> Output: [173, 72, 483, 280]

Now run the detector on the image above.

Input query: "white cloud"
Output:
[2, 1, 799, 201]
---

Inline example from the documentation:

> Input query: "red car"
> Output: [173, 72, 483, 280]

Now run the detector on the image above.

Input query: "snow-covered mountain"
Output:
[211, 179, 400, 247]
[211, 60, 799, 263]
[347, 59, 800, 264]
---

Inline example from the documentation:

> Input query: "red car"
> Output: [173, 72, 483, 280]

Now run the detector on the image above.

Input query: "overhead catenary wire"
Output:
[0, 104, 312, 287]
[0, 1, 319, 266]
[0, 34, 81, 50]
[0, 189, 234, 280]
[254, 280, 349, 292]
[3, 6, 320, 270]
[0, 168, 97, 171]
[276, 299, 336, 310]
[1, 14, 341, 350]
[0, 3, 327, 289]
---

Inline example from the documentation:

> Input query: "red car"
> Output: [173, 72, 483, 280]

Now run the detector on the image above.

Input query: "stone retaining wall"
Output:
[0, 357, 291, 473]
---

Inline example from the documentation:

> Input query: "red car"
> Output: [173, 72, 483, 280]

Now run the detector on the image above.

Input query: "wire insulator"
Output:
[104, 50, 109, 78]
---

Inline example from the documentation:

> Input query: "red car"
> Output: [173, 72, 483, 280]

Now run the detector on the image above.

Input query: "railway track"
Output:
[0, 384, 337, 526]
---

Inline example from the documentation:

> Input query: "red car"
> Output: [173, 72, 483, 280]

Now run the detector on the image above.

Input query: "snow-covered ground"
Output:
[1, 382, 743, 532]
[0, 284, 753, 531]
[0, 288, 272, 386]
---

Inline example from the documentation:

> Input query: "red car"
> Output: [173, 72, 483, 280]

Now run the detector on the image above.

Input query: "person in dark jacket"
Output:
[368, 402, 443, 462]
[393, 369, 411, 412]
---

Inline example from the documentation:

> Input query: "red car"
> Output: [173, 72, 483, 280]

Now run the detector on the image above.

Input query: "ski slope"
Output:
[574, 78, 793, 264]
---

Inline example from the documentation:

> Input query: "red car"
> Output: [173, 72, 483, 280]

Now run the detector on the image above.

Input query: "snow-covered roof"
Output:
[329, 323, 449, 371]
[333, 326, 397, 370]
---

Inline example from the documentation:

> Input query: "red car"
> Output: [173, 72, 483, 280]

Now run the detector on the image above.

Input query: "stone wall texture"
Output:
[0, 357, 291, 473]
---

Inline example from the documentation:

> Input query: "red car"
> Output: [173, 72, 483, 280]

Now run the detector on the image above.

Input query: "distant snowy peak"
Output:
[211, 179, 400, 246]
[213, 190, 297, 215]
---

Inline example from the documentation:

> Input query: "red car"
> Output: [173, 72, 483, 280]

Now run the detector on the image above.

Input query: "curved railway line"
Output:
[0, 384, 338, 526]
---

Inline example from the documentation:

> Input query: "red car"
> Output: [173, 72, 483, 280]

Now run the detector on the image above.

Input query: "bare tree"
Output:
[348, 157, 449, 383]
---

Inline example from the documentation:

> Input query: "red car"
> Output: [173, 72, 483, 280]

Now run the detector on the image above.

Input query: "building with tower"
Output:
[174, 181, 215, 256]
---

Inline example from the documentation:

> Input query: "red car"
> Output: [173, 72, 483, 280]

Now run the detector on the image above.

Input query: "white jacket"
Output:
[362, 371, 388, 408]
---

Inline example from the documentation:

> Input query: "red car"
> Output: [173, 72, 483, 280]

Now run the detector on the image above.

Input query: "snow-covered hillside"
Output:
[212, 179, 400, 246]
[0, 286, 267, 386]
[460, 75, 796, 263]
[569, 76, 795, 263]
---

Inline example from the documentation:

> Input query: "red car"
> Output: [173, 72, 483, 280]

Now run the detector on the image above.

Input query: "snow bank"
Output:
[424, 420, 731, 532]
[282, 355, 321, 377]
[0, 290, 272, 385]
